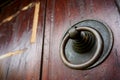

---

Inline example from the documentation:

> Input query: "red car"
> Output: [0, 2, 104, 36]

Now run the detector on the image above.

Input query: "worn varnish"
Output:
[0, 0, 120, 80]
[42, 0, 120, 80]
[0, 0, 46, 80]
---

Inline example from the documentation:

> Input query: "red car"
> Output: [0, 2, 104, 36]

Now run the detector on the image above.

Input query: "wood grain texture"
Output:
[0, 2, 35, 25]
[0, 0, 46, 80]
[42, 0, 120, 80]
[0, 49, 27, 60]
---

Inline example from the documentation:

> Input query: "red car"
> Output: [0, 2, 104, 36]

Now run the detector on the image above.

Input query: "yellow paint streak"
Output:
[2, 11, 20, 23]
[30, 2, 40, 43]
[0, 48, 27, 60]
[21, 3, 34, 11]
[0, 2, 35, 25]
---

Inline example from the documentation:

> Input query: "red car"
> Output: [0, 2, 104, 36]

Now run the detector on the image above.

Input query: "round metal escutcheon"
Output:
[60, 20, 114, 70]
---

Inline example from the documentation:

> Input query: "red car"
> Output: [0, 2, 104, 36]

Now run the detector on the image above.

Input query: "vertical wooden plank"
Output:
[42, 0, 120, 80]
[0, 0, 46, 80]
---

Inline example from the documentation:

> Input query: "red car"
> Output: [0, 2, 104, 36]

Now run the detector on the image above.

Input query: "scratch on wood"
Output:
[2, 11, 20, 23]
[21, 3, 34, 11]
[0, 48, 27, 60]
[0, 2, 35, 25]
[30, 2, 40, 43]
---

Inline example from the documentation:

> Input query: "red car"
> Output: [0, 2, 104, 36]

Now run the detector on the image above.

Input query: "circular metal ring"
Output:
[60, 27, 103, 69]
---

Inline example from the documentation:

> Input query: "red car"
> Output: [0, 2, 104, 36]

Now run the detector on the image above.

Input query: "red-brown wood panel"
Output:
[0, 0, 46, 80]
[42, 0, 120, 80]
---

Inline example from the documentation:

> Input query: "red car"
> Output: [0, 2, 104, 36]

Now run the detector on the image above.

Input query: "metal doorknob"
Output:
[60, 20, 113, 70]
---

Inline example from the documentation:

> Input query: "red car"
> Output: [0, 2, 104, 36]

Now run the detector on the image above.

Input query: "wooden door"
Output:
[0, 0, 46, 80]
[0, 0, 120, 80]
[42, 0, 120, 80]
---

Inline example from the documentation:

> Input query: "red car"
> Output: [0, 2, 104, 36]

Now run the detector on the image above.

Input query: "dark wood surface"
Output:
[0, 0, 46, 80]
[0, 0, 120, 80]
[42, 0, 120, 80]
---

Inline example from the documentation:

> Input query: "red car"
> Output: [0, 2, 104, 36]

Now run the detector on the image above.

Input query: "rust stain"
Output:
[30, 2, 40, 43]
[0, 48, 27, 59]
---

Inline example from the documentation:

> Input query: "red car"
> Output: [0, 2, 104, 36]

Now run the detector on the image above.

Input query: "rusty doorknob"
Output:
[60, 20, 113, 70]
